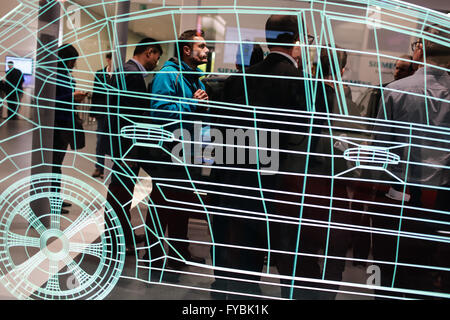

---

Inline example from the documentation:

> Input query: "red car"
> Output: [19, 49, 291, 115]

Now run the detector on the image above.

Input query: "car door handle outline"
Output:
[120, 123, 175, 147]
[343, 146, 400, 165]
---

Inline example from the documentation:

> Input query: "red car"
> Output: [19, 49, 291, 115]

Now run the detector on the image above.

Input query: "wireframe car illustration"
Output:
[0, 0, 448, 300]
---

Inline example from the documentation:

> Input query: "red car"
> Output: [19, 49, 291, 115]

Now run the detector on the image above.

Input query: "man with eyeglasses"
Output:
[370, 25, 450, 298]
[410, 39, 423, 72]
[291, 35, 315, 69]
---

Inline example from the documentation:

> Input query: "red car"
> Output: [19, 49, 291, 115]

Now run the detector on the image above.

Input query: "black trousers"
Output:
[275, 175, 353, 300]
[430, 187, 450, 296]
[6, 91, 20, 118]
[369, 185, 449, 299]
[106, 160, 141, 248]
[142, 178, 196, 266]
[347, 181, 374, 264]
[204, 169, 271, 298]
[51, 126, 73, 190]
[106, 152, 197, 264]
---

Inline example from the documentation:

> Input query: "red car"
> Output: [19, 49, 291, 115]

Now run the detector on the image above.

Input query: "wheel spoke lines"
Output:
[63, 196, 102, 239]
[6, 231, 40, 249]
[62, 256, 92, 288]
[0, 174, 124, 299]
[48, 195, 63, 230]
[8, 251, 47, 291]
[69, 241, 103, 260]
[63, 215, 97, 240]
[44, 260, 60, 293]
[18, 206, 47, 236]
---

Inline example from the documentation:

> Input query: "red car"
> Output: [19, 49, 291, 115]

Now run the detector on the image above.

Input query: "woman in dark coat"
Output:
[52, 44, 87, 213]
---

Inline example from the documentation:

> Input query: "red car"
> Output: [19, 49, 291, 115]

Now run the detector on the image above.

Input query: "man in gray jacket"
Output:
[371, 24, 449, 298]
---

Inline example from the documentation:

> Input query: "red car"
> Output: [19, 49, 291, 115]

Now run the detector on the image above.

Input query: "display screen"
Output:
[5, 56, 33, 75]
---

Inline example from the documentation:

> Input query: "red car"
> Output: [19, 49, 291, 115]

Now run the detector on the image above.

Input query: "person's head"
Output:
[105, 52, 112, 68]
[57, 43, 79, 70]
[7, 61, 14, 69]
[249, 44, 264, 66]
[319, 46, 348, 78]
[235, 43, 264, 71]
[133, 37, 163, 71]
[265, 14, 314, 63]
[265, 14, 299, 51]
[393, 55, 415, 80]
[177, 29, 209, 68]
[411, 25, 450, 69]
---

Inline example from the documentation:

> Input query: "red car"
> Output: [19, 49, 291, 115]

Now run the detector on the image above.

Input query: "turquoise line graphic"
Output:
[0, 0, 448, 300]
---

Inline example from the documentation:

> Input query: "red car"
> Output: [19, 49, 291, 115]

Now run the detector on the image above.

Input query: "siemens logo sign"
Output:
[369, 60, 396, 69]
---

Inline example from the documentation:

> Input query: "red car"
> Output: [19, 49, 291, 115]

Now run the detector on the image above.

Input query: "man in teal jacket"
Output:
[150, 29, 209, 131]
[142, 29, 209, 270]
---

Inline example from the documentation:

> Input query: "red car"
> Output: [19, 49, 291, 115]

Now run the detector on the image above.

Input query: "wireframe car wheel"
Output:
[0, 174, 125, 300]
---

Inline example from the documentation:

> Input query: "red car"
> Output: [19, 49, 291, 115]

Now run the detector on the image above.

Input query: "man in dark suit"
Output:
[106, 38, 162, 255]
[4, 61, 24, 119]
[90, 52, 113, 179]
[213, 14, 327, 299]
[52, 44, 88, 214]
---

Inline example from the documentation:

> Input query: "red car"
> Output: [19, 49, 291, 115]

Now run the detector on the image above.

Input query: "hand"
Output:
[193, 89, 208, 101]
[74, 91, 88, 103]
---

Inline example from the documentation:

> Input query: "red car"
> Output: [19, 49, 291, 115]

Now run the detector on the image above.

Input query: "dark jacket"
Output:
[90, 66, 112, 118]
[202, 74, 228, 104]
[53, 67, 85, 150]
[108, 59, 150, 158]
[217, 52, 327, 174]
[54, 68, 77, 125]
[5, 67, 24, 94]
